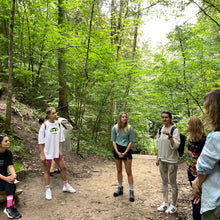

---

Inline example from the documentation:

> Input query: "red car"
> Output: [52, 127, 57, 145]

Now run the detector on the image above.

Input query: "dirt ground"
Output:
[0, 99, 193, 220]
[0, 154, 193, 220]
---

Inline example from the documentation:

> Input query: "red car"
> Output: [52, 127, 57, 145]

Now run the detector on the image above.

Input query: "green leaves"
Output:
[1, 0, 219, 155]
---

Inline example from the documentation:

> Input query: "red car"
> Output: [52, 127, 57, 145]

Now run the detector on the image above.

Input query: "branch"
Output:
[175, 79, 204, 113]
[202, 0, 220, 13]
[191, 0, 220, 27]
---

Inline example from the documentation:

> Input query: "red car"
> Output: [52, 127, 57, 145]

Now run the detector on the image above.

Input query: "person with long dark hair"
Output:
[111, 112, 135, 202]
[186, 116, 206, 220]
[156, 111, 180, 214]
[192, 89, 220, 219]
[0, 134, 22, 218]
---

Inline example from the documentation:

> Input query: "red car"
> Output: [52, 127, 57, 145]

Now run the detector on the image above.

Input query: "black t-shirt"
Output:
[187, 136, 206, 176]
[0, 149, 13, 176]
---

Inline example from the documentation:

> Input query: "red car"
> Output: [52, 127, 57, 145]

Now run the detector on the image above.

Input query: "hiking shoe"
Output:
[129, 190, 135, 202]
[3, 206, 16, 218]
[157, 202, 169, 212]
[165, 204, 177, 214]
[12, 207, 22, 219]
[113, 186, 123, 197]
[46, 188, 52, 200]
[63, 183, 76, 193]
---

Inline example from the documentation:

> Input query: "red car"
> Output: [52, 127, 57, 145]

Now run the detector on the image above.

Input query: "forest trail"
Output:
[0, 154, 192, 220]
[0, 100, 192, 219]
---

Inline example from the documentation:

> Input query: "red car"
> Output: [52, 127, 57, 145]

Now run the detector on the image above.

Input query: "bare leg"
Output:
[44, 161, 51, 186]
[114, 159, 123, 197]
[55, 159, 76, 193]
[50, 159, 56, 173]
[55, 160, 67, 181]
[115, 159, 123, 182]
[124, 159, 135, 202]
[123, 159, 133, 185]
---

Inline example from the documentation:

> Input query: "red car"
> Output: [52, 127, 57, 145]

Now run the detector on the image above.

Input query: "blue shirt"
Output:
[196, 131, 220, 214]
[111, 125, 135, 147]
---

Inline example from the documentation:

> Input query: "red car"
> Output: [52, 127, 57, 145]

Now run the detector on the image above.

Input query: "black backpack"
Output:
[158, 126, 186, 157]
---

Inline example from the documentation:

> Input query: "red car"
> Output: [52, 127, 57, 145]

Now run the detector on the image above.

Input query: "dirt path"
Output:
[0, 154, 192, 220]
[0, 100, 192, 219]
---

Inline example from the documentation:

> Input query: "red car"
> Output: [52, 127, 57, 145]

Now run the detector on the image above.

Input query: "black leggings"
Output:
[0, 179, 16, 196]
[188, 171, 201, 220]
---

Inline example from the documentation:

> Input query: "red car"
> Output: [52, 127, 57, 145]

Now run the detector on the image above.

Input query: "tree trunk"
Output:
[122, 3, 140, 110]
[57, 0, 69, 119]
[176, 26, 191, 117]
[176, 26, 203, 113]
[108, 0, 118, 150]
[110, 0, 116, 46]
[115, 0, 123, 59]
[5, 0, 16, 132]
[0, 3, 9, 73]
[76, 0, 95, 154]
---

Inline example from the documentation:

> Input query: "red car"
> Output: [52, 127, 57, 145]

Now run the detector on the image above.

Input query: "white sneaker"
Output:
[63, 183, 76, 193]
[165, 204, 177, 214]
[157, 202, 169, 211]
[46, 188, 52, 200]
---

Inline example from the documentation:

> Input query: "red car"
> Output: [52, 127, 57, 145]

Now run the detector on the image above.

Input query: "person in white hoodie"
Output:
[156, 110, 180, 214]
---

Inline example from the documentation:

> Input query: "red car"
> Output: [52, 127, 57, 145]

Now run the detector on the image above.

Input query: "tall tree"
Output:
[58, 0, 69, 118]
[5, 0, 15, 132]
[76, 0, 96, 154]
[122, 2, 141, 110]
[0, 2, 9, 74]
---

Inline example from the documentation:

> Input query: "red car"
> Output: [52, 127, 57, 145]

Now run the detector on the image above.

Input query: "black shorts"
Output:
[114, 144, 132, 160]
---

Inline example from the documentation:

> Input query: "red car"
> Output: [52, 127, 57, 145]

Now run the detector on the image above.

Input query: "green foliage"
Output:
[13, 163, 22, 172]
[84, 144, 113, 160]
[0, 0, 219, 158]
[76, 138, 113, 160]
[7, 135, 26, 160]
[133, 137, 157, 155]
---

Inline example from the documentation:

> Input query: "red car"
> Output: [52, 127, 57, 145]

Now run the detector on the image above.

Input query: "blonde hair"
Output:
[188, 116, 206, 142]
[45, 107, 55, 119]
[204, 89, 220, 131]
[115, 112, 130, 136]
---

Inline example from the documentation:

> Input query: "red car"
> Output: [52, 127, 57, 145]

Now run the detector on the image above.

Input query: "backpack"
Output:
[43, 118, 73, 152]
[58, 117, 73, 131]
[158, 126, 186, 157]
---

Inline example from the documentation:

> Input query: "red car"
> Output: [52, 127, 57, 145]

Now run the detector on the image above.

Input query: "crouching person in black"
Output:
[0, 134, 22, 219]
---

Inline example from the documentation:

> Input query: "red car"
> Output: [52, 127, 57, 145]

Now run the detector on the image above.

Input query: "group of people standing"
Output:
[0, 89, 220, 219]
[111, 89, 220, 220]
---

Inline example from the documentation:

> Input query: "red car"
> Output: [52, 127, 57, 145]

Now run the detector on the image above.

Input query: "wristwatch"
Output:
[168, 135, 172, 139]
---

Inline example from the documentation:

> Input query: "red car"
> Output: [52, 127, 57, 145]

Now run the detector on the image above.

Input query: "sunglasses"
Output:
[0, 134, 7, 138]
